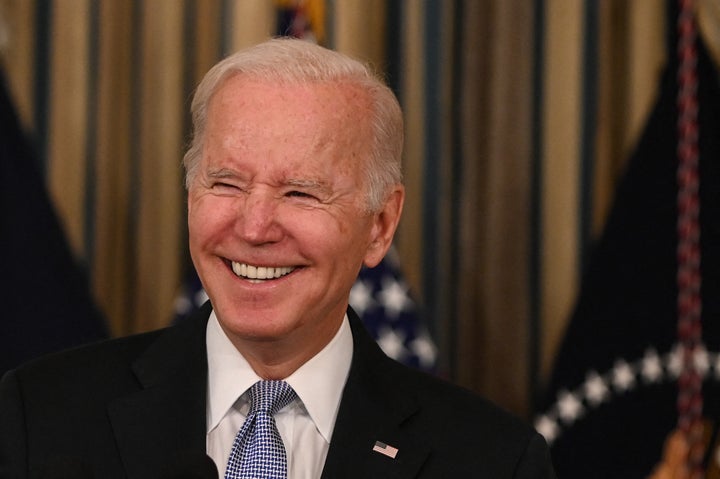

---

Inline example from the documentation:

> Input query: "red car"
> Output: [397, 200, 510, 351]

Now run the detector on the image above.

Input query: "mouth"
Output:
[229, 261, 296, 283]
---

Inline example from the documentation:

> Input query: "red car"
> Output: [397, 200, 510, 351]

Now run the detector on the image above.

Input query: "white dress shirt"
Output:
[205, 311, 353, 478]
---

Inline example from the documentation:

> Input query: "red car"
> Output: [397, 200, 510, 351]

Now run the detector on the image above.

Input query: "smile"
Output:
[230, 262, 295, 282]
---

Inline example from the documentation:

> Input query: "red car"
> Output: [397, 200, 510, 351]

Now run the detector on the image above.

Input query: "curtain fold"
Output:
[2, 0, 697, 417]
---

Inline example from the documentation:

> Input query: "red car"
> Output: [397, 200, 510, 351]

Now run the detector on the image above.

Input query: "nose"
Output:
[236, 190, 283, 245]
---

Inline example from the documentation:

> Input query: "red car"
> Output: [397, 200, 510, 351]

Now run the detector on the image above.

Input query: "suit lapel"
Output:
[321, 310, 430, 479]
[107, 304, 211, 478]
[105, 304, 430, 477]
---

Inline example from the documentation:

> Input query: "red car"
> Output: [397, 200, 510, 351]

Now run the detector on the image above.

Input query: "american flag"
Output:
[349, 247, 437, 372]
[372, 441, 399, 459]
[1, 68, 108, 377]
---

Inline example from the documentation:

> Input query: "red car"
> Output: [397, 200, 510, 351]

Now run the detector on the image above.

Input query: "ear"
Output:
[363, 185, 405, 268]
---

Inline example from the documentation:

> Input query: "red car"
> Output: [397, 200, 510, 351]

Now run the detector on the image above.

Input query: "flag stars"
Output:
[534, 342, 720, 445]
[377, 327, 407, 361]
[535, 415, 560, 444]
[410, 332, 437, 369]
[378, 277, 411, 318]
[611, 360, 636, 392]
[694, 346, 710, 376]
[641, 349, 663, 383]
[667, 346, 684, 378]
[350, 256, 439, 372]
[194, 289, 209, 308]
[349, 280, 375, 316]
[557, 391, 584, 423]
[174, 295, 193, 316]
[583, 371, 609, 406]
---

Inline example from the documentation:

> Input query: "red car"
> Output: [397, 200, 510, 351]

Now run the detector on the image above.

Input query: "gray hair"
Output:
[183, 37, 403, 212]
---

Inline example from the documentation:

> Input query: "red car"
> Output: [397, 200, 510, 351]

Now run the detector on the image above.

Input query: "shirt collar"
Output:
[205, 310, 353, 443]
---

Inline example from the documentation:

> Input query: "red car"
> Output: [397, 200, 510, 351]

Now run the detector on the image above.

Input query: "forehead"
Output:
[208, 75, 372, 131]
[203, 76, 373, 180]
[212, 77, 369, 148]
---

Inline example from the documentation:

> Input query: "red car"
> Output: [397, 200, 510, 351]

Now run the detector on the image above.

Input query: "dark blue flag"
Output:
[0, 69, 107, 377]
[535, 26, 720, 479]
[349, 247, 436, 372]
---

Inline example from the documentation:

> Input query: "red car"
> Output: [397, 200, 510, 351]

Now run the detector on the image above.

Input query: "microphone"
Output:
[159, 451, 219, 479]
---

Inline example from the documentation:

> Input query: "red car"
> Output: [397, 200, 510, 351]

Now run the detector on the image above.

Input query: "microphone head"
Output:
[159, 451, 219, 479]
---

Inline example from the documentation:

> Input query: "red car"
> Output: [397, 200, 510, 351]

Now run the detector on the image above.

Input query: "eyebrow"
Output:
[206, 169, 332, 194]
[206, 168, 238, 179]
[285, 177, 333, 194]
[286, 178, 325, 189]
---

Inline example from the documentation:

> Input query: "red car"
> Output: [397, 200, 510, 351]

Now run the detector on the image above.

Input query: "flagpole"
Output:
[675, 0, 703, 476]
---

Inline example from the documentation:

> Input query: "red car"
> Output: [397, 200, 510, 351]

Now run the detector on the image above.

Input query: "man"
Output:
[0, 38, 555, 478]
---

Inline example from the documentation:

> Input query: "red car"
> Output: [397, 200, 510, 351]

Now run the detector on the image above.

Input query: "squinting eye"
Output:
[287, 191, 317, 200]
[213, 182, 238, 190]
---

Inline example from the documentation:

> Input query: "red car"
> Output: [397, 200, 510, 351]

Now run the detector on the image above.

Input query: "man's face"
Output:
[188, 76, 400, 358]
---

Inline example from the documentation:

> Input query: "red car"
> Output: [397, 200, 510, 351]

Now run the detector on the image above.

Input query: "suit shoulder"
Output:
[352, 358, 555, 476]
[384, 361, 539, 444]
[8, 328, 166, 391]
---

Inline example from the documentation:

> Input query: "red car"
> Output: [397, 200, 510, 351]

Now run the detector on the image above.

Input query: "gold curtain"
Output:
[5, 0, 713, 418]
[540, 0, 666, 383]
[1, 0, 276, 336]
[452, 0, 537, 416]
[0, 0, 393, 337]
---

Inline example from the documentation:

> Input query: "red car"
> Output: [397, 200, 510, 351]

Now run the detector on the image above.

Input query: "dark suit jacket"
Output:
[0, 303, 555, 478]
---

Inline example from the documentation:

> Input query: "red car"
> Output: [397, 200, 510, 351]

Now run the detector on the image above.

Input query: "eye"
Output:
[211, 182, 242, 193]
[286, 190, 318, 200]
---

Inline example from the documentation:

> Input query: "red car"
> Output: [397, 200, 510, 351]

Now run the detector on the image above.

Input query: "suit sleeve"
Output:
[513, 432, 557, 479]
[0, 370, 28, 479]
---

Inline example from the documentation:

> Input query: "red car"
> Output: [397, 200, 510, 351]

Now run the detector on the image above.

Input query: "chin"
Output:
[217, 307, 293, 340]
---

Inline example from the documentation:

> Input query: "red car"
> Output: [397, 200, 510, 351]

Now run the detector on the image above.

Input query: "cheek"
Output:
[189, 197, 235, 244]
[288, 213, 371, 259]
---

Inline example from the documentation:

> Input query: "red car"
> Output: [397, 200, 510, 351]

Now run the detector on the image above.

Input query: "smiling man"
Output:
[187, 74, 400, 381]
[0, 38, 555, 478]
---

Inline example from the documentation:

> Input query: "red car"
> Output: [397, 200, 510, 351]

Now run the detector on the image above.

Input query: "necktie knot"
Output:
[248, 380, 297, 416]
[224, 380, 297, 479]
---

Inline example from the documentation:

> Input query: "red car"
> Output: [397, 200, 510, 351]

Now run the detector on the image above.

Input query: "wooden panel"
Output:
[594, 1, 665, 237]
[135, 0, 185, 332]
[332, 0, 386, 69]
[0, 0, 36, 131]
[454, 0, 535, 416]
[192, 0, 223, 85]
[481, 0, 535, 415]
[47, 0, 90, 259]
[699, 0, 720, 68]
[456, 0, 493, 389]
[625, 0, 665, 157]
[540, 0, 584, 379]
[431, 0, 456, 379]
[227, 0, 275, 52]
[93, 0, 134, 336]
[593, 1, 629, 238]
[394, 3, 424, 302]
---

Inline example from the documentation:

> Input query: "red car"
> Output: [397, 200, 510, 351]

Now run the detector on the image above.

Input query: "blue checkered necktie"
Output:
[224, 380, 297, 479]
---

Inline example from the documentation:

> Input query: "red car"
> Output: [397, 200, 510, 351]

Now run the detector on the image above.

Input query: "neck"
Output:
[226, 318, 344, 380]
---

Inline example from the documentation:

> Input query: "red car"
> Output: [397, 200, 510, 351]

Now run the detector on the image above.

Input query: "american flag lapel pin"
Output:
[372, 440, 399, 459]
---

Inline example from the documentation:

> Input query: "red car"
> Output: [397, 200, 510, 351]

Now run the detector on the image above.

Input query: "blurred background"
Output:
[2, 0, 720, 476]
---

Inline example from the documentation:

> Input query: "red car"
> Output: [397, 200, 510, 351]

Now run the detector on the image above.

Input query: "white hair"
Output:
[183, 37, 403, 212]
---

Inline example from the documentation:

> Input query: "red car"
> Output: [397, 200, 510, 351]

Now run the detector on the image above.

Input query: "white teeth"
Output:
[231, 262, 295, 280]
